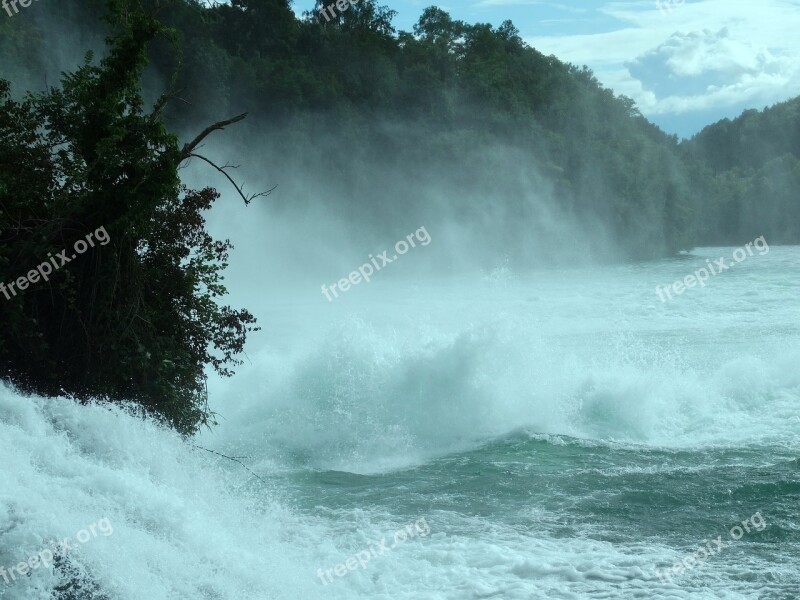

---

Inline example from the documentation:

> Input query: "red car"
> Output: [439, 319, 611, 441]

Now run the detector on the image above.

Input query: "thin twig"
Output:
[191, 444, 268, 485]
[187, 153, 277, 205]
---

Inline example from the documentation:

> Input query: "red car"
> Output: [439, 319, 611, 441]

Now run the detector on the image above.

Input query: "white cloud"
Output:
[525, 0, 800, 122]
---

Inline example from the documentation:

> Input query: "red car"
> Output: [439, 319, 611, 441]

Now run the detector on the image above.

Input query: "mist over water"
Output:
[201, 194, 800, 597]
[3, 95, 799, 599]
[201, 192, 800, 471]
[3, 224, 799, 597]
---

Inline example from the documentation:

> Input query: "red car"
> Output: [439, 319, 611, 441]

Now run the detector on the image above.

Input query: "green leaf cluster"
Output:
[0, 1, 258, 435]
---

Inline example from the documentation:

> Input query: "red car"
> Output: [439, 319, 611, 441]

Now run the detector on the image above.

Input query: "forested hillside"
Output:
[3, 0, 798, 260]
[1, 0, 706, 264]
[683, 97, 800, 244]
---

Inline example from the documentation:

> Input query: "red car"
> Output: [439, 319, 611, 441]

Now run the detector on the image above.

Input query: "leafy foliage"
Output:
[0, 1, 258, 435]
[683, 98, 800, 243]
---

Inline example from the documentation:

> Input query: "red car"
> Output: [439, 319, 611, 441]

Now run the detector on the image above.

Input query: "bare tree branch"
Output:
[180, 113, 248, 160]
[187, 153, 276, 205]
[191, 444, 268, 485]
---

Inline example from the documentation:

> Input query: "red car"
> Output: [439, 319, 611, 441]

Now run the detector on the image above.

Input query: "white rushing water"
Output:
[1, 242, 799, 599]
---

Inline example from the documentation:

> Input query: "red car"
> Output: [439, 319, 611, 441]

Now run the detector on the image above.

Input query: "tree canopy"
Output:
[0, 0, 259, 435]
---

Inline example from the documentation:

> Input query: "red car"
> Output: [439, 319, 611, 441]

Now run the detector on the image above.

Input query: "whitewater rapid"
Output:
[2, 245, 799, 598]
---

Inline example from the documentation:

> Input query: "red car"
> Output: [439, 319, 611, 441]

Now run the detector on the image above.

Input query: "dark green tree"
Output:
[0, 0, 261, 435]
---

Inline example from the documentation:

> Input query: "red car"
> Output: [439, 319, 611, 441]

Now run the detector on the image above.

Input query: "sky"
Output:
[315, 0, 800, 138]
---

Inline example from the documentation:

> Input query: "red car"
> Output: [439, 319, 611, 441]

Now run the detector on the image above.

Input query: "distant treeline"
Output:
[684, 99, 800, 244]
